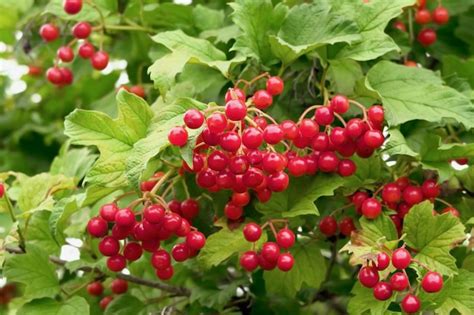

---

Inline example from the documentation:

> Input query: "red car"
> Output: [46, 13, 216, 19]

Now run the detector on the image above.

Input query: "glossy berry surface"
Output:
[376, 252, 390, 270]
[39, 24, 59, 42]
[358, 266, 379, 288]
[168, 126, 188, 147]
[401, 294, 421, 313]
[110, 279, 128, 294]
[63, 0, 82, 14]
[361, 198, 382, 219]
[433, 6, 449, 25]
[87, 281, 103, 296]
[266, 76, 284, 95]
[91, 51, 109, 70]
[243, 223, 262, 242]
[390, 272, 409, 291]
[421, 271, 443, 293]
[277, 253, 294, 271]
[418, 28, 437, 46]
[276, 228, 295, 249]
[319, 216, 338, 236]
[373, 282, 392, 301]
[72, 22, 92, 39]
[392, 248, 411, 269]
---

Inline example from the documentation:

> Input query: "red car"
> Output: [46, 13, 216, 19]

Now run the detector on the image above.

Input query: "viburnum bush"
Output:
[1, 0, 474, 314]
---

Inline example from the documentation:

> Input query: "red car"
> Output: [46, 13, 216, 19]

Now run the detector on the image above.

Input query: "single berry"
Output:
[225, 99, 247, 121]
[401, 294, 421, 313]
[87, 281, 103, 296]
[242, 127, 263, 149]
[266, 76, 284, 95]
[363, 130, 384, 148]
[184, 109, 204, 129]
[100, 203, 119, 222]
[130, 85, 145, 98]
[390, 272, 409, 291]
[277, 253, 294, 271]
[99, 236, 120, 256]
[376, 252, 390, 271]
[358, 266, 379, 288]
[143, 204, 165, 224]
[329, 95, 349, 114]
[281, 120, 298, 140]
[123, 242, 143, 261]
[288, 157, 308, 177]
[225, 88, 246, 102]
[403, 186, 424, 205]
[91, 51, 109, 70]
[261, 242, 280, 263]
[373, 282, 393, 301]
[63, 0, 82, 14]
[46, 67, 64, 85]
[382, 183, 402, 203]
[299, 119, 319, 138]
[115, 208, 135, 227]
[99, 296, 113, 310]
[392, 248, 411, 269]
[361, 198, 382, 219]
[180, 199, 200, 220]
[418, 28, 437, 46]
[267, 171, 289, 192]
[156, 266, 174, 280]
[219, 131, 241, 152]
[78, 42, 95, 59]
[186, 231, 206, 250]
[59, 68, 73, 85]
[346, 119, 365, 139]
[151, 249, 171, 270]
[224, 203, 243, 220]
[168, 126, 188, 146]
[171, 243, 190, 262]
[339, 217, 356, 237]
[107, 255, 126, 272]
[338, 159, 356, 177]
[162, 213, 182, 232]
[415, 9, 431, 24]
[421, 179, 440, 199]
[276, 228, 295, 249]
[39, 24, 59, 42]
[421, 271, 443, 293]
[110, 278, 128, 294]
[253, 90, 273, 109]
[263, 124, 284, 144]
[318, 151, 339, 172]
[208, 150, 229, 171]
[87, 217, 108, 237]
[231, 192, 250, 206]
[368, 105, 384, 124]
[72, 22, 92, 39]
[57, 46, 74, 62]
[315, 107, 334, 125]
[433, 6, 449, 25]
[207, 112, 227, 133]
[319, 216, 338, 236]
[240, 251, 259, 272]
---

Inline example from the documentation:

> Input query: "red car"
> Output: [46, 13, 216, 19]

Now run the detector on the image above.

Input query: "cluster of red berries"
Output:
[358, 247, 443, 313]
[86, 278, 128, 310]
[318, 215, 356, 238]
[240, 221, 295, 272]
[86, 200, 206, 281]
[415, 1, 449, 47]
[39, 0, 110, 86]
[168, 75, 386, 221]
[351, 178, 458, 230]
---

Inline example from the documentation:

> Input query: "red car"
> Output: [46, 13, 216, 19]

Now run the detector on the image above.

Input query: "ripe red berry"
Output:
[181, 199, 200, 220]
[315, 107, 334, 125]
[401, 294, 421, 313]
[415, 9, 431, 24]
[78, 42, 95, 59]
[115, 208, 135, 227]
[242, 127, 263, 149]
[186, 231, 206, 250]
[418, 28, 437, 46]
[151, 249, 171, 270]
[280, 120, 298, 140]
[225, 88, 246, 102]
[72, 22, 92, 39]
[299, 119, 319, 138]
[87, 217, 108, 237]
[339, 217, 356, 237]
[392, 248, 411, 269]
[421, 179, 440, 199]
[129, 85, 145, 98]
[171, 243, 190, 262]
[156, 266, 174, 280]
[361, 198, 382, 219]
[99, 296, 113, 310]
[358, 266, 379, 288]
[262, 152, 286, 173]
[288, 157, 308, 177]
[393, 20, 406, 32]
[99, 236, 120, 256]
[175, 219, 191, 237]
[100, 203, 119, 222]
[390, 272, 409, 291]
[261, 242, 280, 263]
[168, 126, 188, 146]
[368, 105, 384, 124]
[311, 132, 329, 151]
[91, 51, 109, 70]
[433, 6, 449, 25]
[421, 271, 443, 293]
[219, 131, 241, 152]
[318, 151, 339, 172]
[224, 203, 243, 220]
[63, 0, 82, 14]
[346, 118, 364, 139]
[352, 191, 369, 213]
[373, 282, 392, 301]
[277, 253, 294, 271]
[123, 242, 143, 261]
[253, 90, 273, 109]
[57, 46, 74, 62]
[46, 67, 64, 85]
[267, 171, 289, 192]
[319, 216, 338, 236]
[441, 206, 460, 217]
[225, 99, 247, 121]
[207, 151, 228, 171]
[59, 68, 73, 85]
[263, 124, 284, 144]
[184, 109, 204, 129]
[229, 155, 249, 175]
[162, 213, 182, 232]
[276, 228, 295, 249]
[87, 281, 103, 296]
[0, 183, 4, 198]
[363, 130, 384, 148]
[376, 252, 390, 271]
[403, 186, 424, 205]
[231, 192, 250, 206]
[338, 159, 356, 177]
[330, 127, 347, 145]
[110, 279, 128, 294]
[329, 95, 349, 114]
[107, 254, 126, 272]
[240, 251, 259, 271]
[207, 112, 227, 133]
[143, 205, 165, 224]
[382, 183, 402, 203]
[39, 23, 59, 42]
[266, 76, 284, 95]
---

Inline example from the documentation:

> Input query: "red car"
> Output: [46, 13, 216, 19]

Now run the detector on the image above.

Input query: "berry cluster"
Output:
[168, 74, 386, 221]
[318, 215, 356, 238]
[86, 278, 128, 310]
[39, 0, 110, 86]
[87, 199, 206, 281]
[415, 2, 449, 47]
[358, 247, 443, 313]
[240, 221, 295, 272]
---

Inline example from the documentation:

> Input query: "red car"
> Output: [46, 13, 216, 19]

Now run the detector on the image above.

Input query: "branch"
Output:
[5, 246, 190, 296]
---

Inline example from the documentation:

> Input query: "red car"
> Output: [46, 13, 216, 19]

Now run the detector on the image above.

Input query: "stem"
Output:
[182, 180, 190, 199]
[333, 113, 347, 127]
[320, 66, 329, 104]
[348, 100, 369, 125]
[5, 194, 25, 250]
[411, 258, 431, 271]
[112, 191, 137, 204]
[408, 9, 415, 45]
[298, 105, 323, 122]
[435, 198, 454, 208]
[104, 24, 155, 33]
[150, 170, 174, 195]
[247, 107, 278, 125]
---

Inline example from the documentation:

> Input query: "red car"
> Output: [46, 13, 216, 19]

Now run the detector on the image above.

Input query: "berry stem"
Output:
[247, 107, 278, 125]
[103, 24, 155, 33]
[333, 112, 347, 127]
[181, 180, 190, 199]
[411, 258, 431, 271]
[348, 100, 370, 126]
[112, 191, 137, 204]
[150, 170, 174, 195]
[408, 8, 415, 44]
[268, 221, 278, 239]
[298, 105, 323, 122]
[330, 203, 353, 216]
[435, 198, 454, 208]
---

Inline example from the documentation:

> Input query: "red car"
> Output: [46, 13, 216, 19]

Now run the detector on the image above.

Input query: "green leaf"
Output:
[419, 269, 474, 315]
[366, 61, 474, 128]
[328, 59, 364, 96]
[442, 55, 474, 88]
[104, 295, 145, 315]
[197, 224, 267, 269]
[65, 91, 153, 188]
[189, 279, 246, 311]
[50, 146, 97, 183]
[264, 241, 327, 297]
[255, 174, 345, 218]
[17, 296, 89, 315]
[341, 214, 398, 265]
[348, 283, 396, 315]
[457, 166, 474, 192]
[341, 155, 385, 193]
[48, 196, 79, 243]
[269, 1, 359, 65]
[4, 245, 59, 301]
[126, 98, 206, 188]
[148, 30, 243, 98]
[45, 0, 112, 21]
[334, 0, 415, 61]
[26, 211, 60, 255]
[403, 201, 466, 276]
[230, 0, 287, 64]
[193, 5, 224, 31]
[384, 128, 418, 157]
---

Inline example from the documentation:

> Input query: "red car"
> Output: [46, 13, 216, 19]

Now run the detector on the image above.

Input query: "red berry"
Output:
[266, 76, 284, 95]
[72, 22, 92, 39]
[277, 253, 294, 271]
[318, 151, 339, 172]
[261, 242, 280, 263]
[418, 28, 437, 46]
[346, 119, 364, 139]
[115, 208, 135, 227]
[315, 107, 334, 125]
[175, 218, 191, 237]
[361, 198, 382, 219]
[129, 85, 145, 98]
[421, 179, 440, 199]
[382, 183, 402, 203]
[57, 46, 74, 62]
[107, 254, 126, 272]
[100, 203, 119, 222]
[311, 132, 329, 151]
[319, 216, 338, 236]
[390, 272, 409, 291]
[288, 157, 308, 177]
[229, 155, 249, 174]
[46, 67, 64, 85]
[208, 151, 228, 171]
[240, 251, 259, 271]
[401, 294, 421, 313]
[219, 131, 241, 152]
[186, 231, 206, 250]
[396, 177, 410, 190]
[368, 105, 384, 124]
[415, 9, 431, 24]
[276, 228, 295, 249]
[171, 243, 190, 262]
[168, 126, 188, 147]
[377, 252, 390, 271]
[338, 159, 356, 177]
[254, 116, 268, 129]
[403, 186, 424, 205]
[0, 183, 4, 198]
[405, 60, 418, 67]
[87, 217, 108, 237]
[162, 213, 182, 232]
[358, 266, 379, 288]
[225, 99, 247, 121]
[63, 0, 82, 14]
[181, 199, 200, 220]
[99, 296, 113, 310]
[262, 152, 286, 173]
[299, 119, 319, 138]
[196, 169, 217, 188]
[231, 192, 250, 206]
[143, 205, 165, 224]
[224, 203, 243, 220]
[352, 191, 369, 213]
[87, 281, 104, 296]
[39, 24, 59, 42]
[330, 127, 347, 145]
[267, 171, 289, 192]
[99, 236, 120, 256]
[184, 109, 204, 129]
[433, 6, 449, 25]
[225, 88, 246, 102]
[339, 217, 356, 237]
[441, 206, 460, 217]
[59, 68, 73, 85]
[91, 51, 109, 70]
[242, 127, 263, 149]
[392, 248, 411, 269]
[123, 242, 143, 261]
[78, 42, 95, 59]
[253, 90, 273, 109]
[329, 95, 349, 114]
[28, 65, 42, 76]
[256, 188, 272, 203]
[156, 266, 174, 280]
[421, 271, 443, 293]
[397, 202, 411, 219]
[281, 120, 298, 140]
[151, 249, 171, 270]
[110, 279, 128, 294]
[263, 124, 284, 144]
[373, 282, 392, 301]
[393, 20, 407, 32]
[363, 130, 384, 148]
[207, 112, 227, 133]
